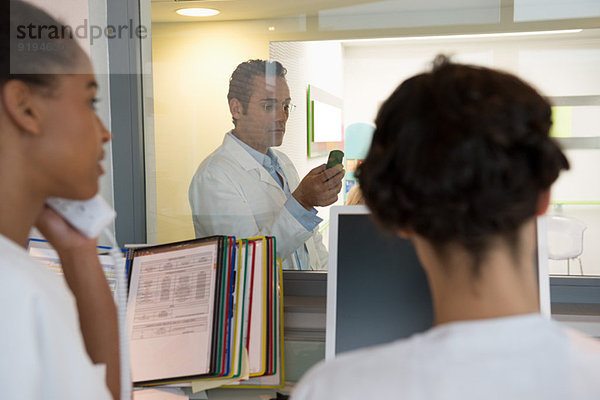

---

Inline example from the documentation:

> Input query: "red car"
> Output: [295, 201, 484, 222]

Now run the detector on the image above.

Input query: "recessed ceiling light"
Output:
[268, 26, 275, 31]
[176, 8, 220, 17]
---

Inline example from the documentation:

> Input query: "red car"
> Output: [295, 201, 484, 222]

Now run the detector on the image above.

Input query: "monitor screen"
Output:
[326, 206, 550, 360]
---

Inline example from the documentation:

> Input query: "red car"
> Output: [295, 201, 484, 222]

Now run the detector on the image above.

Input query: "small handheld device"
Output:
[46, 195, 116, 239]
[326, 150, 345, 169]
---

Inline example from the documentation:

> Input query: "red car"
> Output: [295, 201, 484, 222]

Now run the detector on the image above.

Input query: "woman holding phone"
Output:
[0, 1, 119, 398]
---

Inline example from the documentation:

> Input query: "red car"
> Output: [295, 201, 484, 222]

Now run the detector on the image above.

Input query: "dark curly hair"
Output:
[227, 59, 287, 125]
[356, 56, 569, 269]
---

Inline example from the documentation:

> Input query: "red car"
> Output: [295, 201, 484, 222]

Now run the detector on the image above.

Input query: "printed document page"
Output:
[28, 245, 120, 298]
[127, 242, 219, 382]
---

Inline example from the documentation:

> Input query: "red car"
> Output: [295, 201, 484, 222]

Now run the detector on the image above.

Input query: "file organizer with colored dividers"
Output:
[126, 236, 284, 391]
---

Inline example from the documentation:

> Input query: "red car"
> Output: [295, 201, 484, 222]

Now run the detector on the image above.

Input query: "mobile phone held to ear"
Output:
[326, 150, 344, 169]
[46, 195, 116, 239]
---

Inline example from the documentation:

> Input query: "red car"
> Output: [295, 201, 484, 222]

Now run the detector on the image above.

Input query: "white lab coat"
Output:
[189, 132, 328, 270]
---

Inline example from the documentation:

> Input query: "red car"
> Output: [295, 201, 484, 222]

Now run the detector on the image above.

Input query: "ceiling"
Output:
[149, 0, 499, 24]
[149, 0, 376, 23]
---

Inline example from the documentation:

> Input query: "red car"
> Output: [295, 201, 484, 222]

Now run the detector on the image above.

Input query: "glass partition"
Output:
[143, 0, 600, 275]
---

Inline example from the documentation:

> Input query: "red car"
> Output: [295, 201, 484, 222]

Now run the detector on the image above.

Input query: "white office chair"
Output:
[546, 215, 587, 275]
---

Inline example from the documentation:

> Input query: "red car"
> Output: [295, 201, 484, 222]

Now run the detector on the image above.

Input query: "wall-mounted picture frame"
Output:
[307, 84, 344, 158]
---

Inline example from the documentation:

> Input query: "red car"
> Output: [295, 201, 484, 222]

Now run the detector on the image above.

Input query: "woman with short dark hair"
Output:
[293, 56, 600, 400]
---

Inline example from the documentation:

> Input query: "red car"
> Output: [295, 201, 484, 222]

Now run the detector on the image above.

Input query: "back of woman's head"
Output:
[1, 0, 83, 90]
[357, 56, 569, 261]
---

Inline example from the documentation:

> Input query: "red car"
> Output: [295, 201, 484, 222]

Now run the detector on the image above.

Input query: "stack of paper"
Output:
[26, 238, 124, 299]
[125, 236, 284, 391]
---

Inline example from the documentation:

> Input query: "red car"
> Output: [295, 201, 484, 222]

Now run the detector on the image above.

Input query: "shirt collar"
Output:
[229, 131, 280, 171]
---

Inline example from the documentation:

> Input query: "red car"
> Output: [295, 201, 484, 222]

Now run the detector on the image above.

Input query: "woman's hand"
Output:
[34, 205, 98, 257]
[35, 204, 120, 399]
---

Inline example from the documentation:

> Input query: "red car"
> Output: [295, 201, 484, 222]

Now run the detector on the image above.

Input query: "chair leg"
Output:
[578, 258, 584, 275]
[567, 259, 571, 275]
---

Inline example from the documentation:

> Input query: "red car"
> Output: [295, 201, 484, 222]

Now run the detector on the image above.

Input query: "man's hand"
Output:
[293, 164, 345, 210]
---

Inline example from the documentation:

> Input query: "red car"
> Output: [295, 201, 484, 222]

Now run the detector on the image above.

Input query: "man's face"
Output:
[231, 75, 291, 153]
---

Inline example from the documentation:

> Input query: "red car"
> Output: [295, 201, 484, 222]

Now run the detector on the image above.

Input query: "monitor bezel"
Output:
[326, 205, 551, 360]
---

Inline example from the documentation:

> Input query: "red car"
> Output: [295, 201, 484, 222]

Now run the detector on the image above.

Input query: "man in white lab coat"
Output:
[189, 60, 344, 270]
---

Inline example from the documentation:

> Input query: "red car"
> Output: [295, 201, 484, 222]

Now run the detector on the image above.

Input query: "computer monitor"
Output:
[325, 205, 550, 360]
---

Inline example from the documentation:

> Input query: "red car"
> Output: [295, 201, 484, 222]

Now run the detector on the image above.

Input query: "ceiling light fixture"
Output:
[176, 8, 220, 17]
[343, 29, 583, 43]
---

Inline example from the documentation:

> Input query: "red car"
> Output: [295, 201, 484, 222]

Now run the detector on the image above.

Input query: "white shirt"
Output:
[292, 314, 600, 400]
[0, 234, 111, 399]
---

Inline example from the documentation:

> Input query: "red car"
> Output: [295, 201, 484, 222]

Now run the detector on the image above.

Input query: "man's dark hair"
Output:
[1, 0, 82, 90]
[356, 55, 569, 269]
[227, 59, 287, 125]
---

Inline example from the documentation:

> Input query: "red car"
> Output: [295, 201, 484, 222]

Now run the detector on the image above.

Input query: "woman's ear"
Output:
[1, 80, 43, 136]
[536, 189, 551, 216]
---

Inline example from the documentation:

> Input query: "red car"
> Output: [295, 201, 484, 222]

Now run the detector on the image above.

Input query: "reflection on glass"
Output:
[518, 47, 600, 97]
[318, 0, 500, 31]
[147, 0, 600, 278]
[551, 106, 600, 138]
[547, 206, 600, 276]
[188, 60, 340, 271]
[514, 0, 600, 22]
[550, 148, 600, 276]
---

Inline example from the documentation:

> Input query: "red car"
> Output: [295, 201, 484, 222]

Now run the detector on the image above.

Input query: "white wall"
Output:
[151, 21, 271, 243]
[341, 31, 600, 274]
[343, 30, 600, 125]
[343, 43, 494, 128]
[270, 40, 344, 171]
[270, 41, 345, 242]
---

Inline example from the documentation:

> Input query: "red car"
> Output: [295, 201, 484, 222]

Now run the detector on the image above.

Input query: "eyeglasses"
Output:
[258, 102, 296, 115]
